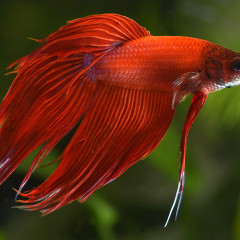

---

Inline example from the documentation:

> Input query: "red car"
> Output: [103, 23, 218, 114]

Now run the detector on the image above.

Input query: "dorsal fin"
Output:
[35, 14, 151, 57]
[47, 14, 150, 44]
[10, 14, 151, 71]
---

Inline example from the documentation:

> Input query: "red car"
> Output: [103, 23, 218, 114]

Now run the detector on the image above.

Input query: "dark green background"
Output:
[0, 0, 239, 239]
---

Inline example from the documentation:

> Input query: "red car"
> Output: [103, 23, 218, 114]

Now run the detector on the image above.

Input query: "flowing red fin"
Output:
[0, 56, 98, 186]
[49, 14, 150, 43]
[165, 93, 207, 226]
[0, 14, 150, 190]
[15, 84, 174, 214]
[172, 71, 203, 110]
[8, 14, 150, 71]
[179, 93, 208, 178]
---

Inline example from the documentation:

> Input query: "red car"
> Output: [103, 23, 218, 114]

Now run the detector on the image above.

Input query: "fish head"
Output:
[203, 49, 240, 92]
[222, 54, 240, 88]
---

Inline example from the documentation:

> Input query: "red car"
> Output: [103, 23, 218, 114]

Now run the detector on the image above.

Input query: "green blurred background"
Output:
[0, 0, 240, 239]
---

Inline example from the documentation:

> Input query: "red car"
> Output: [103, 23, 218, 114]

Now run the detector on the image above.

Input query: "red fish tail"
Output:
[0, 14, 161, 212]
[1, 14, 149, 185]
[0, 55, 97, 185]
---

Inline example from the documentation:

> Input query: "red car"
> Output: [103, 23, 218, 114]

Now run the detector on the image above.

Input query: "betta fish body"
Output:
[0, 14, 240, 224]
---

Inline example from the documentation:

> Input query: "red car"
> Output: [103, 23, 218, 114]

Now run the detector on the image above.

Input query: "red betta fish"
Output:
[0, 14, 240, 225]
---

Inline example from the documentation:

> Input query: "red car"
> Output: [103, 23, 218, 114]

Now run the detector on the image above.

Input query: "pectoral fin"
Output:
[172, 71, 204, 109]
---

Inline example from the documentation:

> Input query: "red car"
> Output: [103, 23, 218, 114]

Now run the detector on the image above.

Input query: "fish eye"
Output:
[232, 60, 240, 72]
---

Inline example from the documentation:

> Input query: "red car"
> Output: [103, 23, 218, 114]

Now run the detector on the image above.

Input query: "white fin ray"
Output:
[164, 172, 185, 227]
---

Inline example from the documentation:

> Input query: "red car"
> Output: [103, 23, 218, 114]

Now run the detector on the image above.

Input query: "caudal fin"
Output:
[1, 14, 174, 214]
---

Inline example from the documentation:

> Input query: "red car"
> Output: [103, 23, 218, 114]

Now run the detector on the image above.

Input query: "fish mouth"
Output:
[224, 77, 240, 88]
[207, 77, 240, 92]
